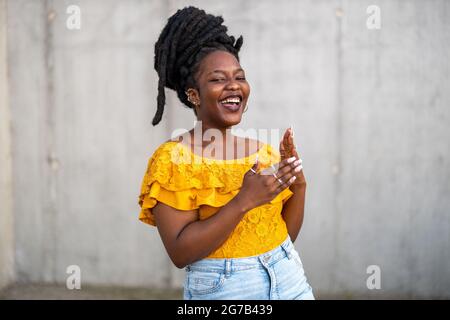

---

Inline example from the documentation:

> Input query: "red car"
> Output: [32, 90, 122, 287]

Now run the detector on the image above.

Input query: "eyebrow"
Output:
[207, 68, 245, 76]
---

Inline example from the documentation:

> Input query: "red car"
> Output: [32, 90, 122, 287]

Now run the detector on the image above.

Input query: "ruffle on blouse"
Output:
[138, 141, 293, 226]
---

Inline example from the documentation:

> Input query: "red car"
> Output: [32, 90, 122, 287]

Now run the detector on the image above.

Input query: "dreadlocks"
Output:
[152, 6, 244, 126]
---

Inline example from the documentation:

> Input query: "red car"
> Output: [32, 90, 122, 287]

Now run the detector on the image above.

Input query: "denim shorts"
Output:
[183, 235, 315, 300]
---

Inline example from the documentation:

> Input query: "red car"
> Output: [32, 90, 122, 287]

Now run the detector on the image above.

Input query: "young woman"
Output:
[138, 6, 314, 300]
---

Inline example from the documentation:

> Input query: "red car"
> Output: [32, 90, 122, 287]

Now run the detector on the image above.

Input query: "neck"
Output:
[191, 120, 234, 147]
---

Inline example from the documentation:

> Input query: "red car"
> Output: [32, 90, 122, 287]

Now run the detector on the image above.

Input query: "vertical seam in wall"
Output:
[1, 0, 15, 287]
[5, 0, 15, 286]
[43, 0, 57, 283]
[332, 0, 344, 293]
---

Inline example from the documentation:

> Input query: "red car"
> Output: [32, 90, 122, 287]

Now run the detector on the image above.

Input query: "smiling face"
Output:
[187, 50, 250, 128]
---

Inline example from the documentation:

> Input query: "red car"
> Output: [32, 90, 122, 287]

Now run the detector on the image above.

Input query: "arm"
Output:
[281, 183, 307, 242]
[153, 194, 251, 269]
[153, 157, 299, 269]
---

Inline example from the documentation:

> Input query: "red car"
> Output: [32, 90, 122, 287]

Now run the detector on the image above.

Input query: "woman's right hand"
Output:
[235, 156, 303, 211]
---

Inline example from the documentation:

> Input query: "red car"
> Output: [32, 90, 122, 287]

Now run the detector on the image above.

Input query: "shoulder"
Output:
[236, 136, 267, 155]
[144, 140, 182, 174]
[146, 137, 210, 174]
[149, 139, 183, 161]
[239, 136, 278, 156]
[142, 139, 190, 189]
[241, 137, 281, 165]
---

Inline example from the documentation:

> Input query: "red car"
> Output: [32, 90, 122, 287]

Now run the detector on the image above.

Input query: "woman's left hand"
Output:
[279, 127, 306, 187]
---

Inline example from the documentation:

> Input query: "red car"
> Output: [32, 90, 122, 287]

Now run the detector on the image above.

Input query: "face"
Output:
[187, 50, 250, 128]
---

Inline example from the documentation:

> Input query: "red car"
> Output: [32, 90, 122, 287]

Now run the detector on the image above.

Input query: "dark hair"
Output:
[152, 6, 243, 126]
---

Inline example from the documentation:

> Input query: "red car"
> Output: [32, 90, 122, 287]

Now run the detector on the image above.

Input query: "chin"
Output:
[221, 114, 243, 127]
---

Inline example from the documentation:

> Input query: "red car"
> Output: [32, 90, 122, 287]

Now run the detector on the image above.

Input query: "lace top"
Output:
[137, 140, 294, 258]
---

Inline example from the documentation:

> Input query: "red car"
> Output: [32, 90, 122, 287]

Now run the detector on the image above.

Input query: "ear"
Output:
[187, 88, 201, 107]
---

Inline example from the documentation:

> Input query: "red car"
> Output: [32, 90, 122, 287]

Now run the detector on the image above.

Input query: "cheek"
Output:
[242, 82, 251, 98]
[202, 85, 223, 103]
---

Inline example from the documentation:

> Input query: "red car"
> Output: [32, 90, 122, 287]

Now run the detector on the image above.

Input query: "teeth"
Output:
[220, 97, 241, 104]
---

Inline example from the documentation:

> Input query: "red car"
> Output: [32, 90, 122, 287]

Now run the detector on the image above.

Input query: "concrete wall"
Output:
[7, 0, 171, 288]
[4, 0, 450, 298]
[0, 0, 15, 290]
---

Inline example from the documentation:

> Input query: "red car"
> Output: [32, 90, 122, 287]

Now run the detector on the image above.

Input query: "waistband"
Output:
[185, 235, 296, 275]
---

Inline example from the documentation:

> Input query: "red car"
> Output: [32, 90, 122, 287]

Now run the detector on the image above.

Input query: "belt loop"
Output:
[281, 240, 293, 259]
[225, 259, 231, 278]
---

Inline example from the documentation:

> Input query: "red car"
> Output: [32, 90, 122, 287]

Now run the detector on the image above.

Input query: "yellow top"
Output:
[137, 140, 294, 258]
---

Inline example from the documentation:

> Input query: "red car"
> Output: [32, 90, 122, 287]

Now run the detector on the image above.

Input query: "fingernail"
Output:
[288, 156, 296, 163]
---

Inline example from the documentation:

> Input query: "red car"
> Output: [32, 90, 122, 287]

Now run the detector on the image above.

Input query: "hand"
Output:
[279, 126, 306, 187]
[235, 156, 300, 212]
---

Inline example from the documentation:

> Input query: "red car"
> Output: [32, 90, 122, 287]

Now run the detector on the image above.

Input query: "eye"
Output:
[210, 78, 225, 82]
[236, 73, 246, 80]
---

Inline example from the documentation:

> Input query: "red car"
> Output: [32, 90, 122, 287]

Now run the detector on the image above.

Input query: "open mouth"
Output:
[219, 95, 242, 112]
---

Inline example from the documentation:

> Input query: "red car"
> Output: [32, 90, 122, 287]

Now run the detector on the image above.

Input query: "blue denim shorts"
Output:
[183, 235, 315, 300]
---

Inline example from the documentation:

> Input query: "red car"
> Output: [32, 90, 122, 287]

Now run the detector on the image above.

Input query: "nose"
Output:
[225, 78, 240, 91]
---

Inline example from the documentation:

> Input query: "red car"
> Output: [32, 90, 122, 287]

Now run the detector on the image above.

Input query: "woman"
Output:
[138, 6, 314, 300]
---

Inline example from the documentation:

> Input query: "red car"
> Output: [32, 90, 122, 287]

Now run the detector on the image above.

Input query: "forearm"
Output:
[281, 183, 307, 242]
[174, 195, 251, 267]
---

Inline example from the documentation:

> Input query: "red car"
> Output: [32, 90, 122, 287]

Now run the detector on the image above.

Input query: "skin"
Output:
[153, 50, 307, 268]
[184, 50, 255, 158]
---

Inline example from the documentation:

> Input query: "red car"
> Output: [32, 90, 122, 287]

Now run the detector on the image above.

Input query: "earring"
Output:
[188, 97, 199, 107]
[185, 90, 190, 100]
[185, 90, 197, 106]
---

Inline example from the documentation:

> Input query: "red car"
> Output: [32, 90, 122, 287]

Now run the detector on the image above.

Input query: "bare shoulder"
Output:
[236, 136, 265, 156]
[248, 137, 265, 150]
[163, 132, 192, 147]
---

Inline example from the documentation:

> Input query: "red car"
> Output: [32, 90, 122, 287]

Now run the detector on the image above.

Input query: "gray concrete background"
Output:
[1, 0, 449, 298]
[0, 0, 15, 291]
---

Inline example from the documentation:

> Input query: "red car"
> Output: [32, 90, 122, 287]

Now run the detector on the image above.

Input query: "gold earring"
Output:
[185, 89, 198, 106]
[188, 97, 199, 107]
[186, 91, 193, 104]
